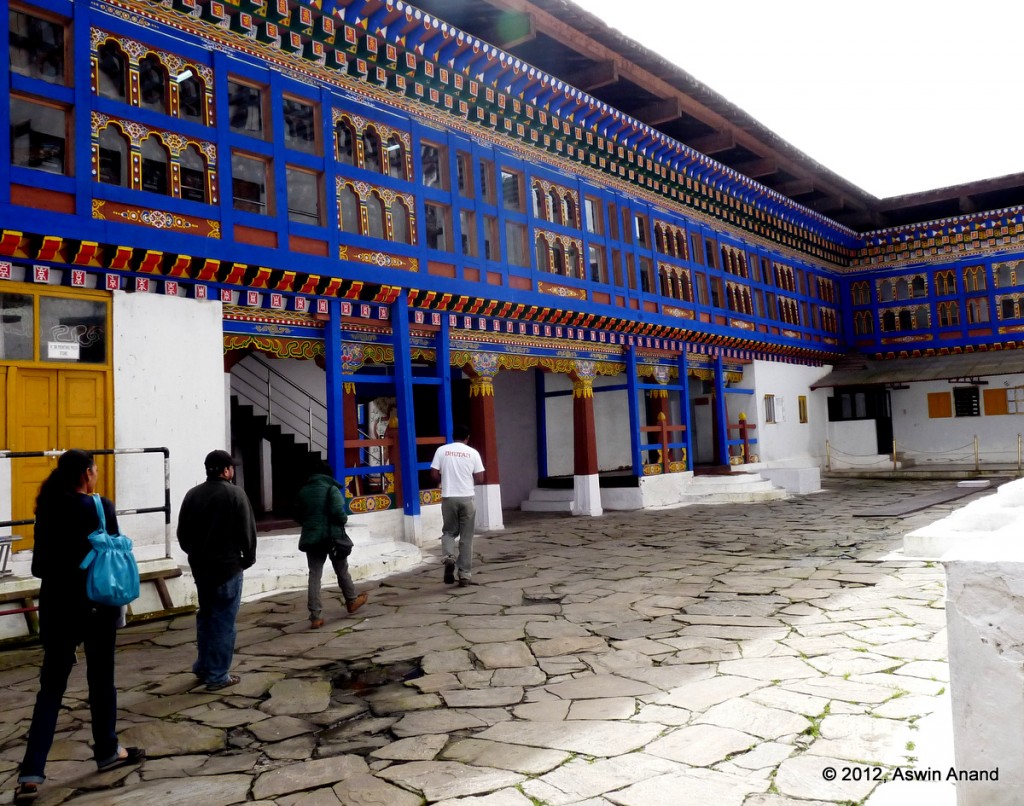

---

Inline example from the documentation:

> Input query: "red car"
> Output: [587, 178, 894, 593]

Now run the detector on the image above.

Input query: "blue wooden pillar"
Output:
[324, 298, 345, 475]
[625, 346, 643, 475]
[678, 350, 693, 471]
[714, 354, 729, 466]
[535, 368, 548, 479]
[437, 314, 453, 442]
[391, 293, 420, 517]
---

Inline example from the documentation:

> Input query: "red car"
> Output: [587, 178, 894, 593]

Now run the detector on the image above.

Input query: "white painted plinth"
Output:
[761, 466, 821, 494]
[572, 473, 603, 516]
[944, 538, 1024, 804]
[475, 483, 504, 530]
[904, 480, 1013, 558]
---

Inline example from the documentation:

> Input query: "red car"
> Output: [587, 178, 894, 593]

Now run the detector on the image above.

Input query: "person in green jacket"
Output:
[295, 461, 367, 628]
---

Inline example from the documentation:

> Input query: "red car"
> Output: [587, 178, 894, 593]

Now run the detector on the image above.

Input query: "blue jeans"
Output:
[192, 572, 243, 687]
[441, 496, 476, 580]
[306, 550, 356, 620]
[20, 596, 120, 784]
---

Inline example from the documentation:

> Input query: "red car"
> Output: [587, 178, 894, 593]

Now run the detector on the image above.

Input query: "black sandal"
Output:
[14, 782, 39, 804]
[96, 746, 145, 772]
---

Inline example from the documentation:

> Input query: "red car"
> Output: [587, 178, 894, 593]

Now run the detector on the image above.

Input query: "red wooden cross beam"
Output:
[727, 412, 757, 463]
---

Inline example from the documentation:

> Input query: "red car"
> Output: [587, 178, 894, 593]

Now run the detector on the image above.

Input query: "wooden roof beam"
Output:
[478, 11, 535, 51]
[841, 210, 886, 230]
[776, 179, 815, 197]
[809, 195, 847, 213]
[688, 130, 736, 156]
[632, 96, 683, 127]
[564, 59, 619, 92]
[732, 158, 777, 179]
[959, 195, 978, 214]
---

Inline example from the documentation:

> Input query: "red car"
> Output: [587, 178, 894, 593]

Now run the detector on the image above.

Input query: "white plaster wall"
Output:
[544, 372, 632, 477]
[889, 373, 1024, 465]
[824, 420, 882, 468]
[493, 369, 537, 508]
[113, 292, 226, 563]
[749, 359, 830, 466]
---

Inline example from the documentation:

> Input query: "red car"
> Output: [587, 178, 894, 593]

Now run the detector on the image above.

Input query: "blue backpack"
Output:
[79, 494, 140, 607]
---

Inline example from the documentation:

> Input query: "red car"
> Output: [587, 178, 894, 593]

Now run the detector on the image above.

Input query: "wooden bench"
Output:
[0, 535, 13, 578]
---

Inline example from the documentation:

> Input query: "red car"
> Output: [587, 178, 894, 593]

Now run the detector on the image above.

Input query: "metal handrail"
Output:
[232, 355, 328, 454]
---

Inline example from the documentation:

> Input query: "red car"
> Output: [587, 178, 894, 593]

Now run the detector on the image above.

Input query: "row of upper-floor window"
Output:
[850, 262, 1024, 306]
[9, 7, 842, 325]
[849, 293, 1024, 335]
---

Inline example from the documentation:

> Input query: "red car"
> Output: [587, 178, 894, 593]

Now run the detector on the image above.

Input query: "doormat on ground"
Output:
[852, 484, 998, 518]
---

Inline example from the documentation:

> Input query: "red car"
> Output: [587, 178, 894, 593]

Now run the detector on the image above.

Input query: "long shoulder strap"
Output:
[92, 493, 107, 534]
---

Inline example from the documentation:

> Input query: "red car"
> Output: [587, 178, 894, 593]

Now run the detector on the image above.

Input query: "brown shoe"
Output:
[346, 592, 368, 614]
[310, 618, 325, 629]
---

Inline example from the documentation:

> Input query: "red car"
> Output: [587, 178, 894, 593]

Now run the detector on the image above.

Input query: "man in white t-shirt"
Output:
[430, 423, 485, 586]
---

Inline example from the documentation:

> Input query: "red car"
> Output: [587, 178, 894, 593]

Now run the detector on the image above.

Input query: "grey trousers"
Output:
[441, 496, 476, 579]
[306, 550, 357, 620]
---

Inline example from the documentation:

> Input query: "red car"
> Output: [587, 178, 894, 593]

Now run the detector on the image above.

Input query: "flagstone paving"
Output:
[0, 478, 973, 804]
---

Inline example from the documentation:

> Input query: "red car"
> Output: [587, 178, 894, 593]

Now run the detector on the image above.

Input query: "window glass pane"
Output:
[0, 293, 34, 360]
[421, 142, 446, 189]
[479, 160, 495, 204]
[286, 167, 320, 224]
[39, 297, 106, 364]
[9, 10, 65, 84]
[460, 210, 475, 256]
[283, 98, 316, 153]
[456, 152, 472, 197]
[98, 127, 127, 186]
[10, 96, 66, 175]
[365, 195, 384, 239]
[362, 129, 380, 171]
[141, 137, 168, 195]
[386, 137, 404, 178]
[138, 55, 167, 114]
[228, 81, 264, 137]
[339, 187, 359, 234]
[97, 42, 126, 99]
[585, 199, 599, 233]
[232, 153, 269, 214]
[501, 169, 521, 211]
[483, 216, 498, 260]
[178, 74, 203, 124]
[180, 146, 206, 202]
[424, 204, 450, 251]
[390, 200, 410, 244]
[505, 221, 528, 266]
[335, 121, 354, 165]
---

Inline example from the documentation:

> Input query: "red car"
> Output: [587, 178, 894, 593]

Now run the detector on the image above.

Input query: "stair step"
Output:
[676, 489, 788, 505]
[520, 499, 574, 512]
[525, 488, 575, 502]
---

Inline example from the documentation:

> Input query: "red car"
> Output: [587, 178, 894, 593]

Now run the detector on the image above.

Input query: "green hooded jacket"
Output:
[295, 473, 352, 554]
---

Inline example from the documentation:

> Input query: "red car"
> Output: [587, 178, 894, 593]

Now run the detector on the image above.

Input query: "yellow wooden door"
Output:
[58, 369, 112, 499]
[8, 368, 110, 550]
[9, 367, 58, 550]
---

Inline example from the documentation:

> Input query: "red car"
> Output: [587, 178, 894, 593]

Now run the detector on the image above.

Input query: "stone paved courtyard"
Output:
[0, 478, 976, 805]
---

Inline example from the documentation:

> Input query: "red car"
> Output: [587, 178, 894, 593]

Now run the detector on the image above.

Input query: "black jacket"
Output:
[177, 478, 257, 586]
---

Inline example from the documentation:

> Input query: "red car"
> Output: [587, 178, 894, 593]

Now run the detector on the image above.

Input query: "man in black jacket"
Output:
[177, 450, 257, 691]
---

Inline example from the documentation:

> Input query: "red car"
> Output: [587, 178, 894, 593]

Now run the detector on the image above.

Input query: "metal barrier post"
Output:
[825, 440, 832, 471]
[974, 435, 980, 472]
[1018, 434, 1022, 474]
[892, 439, 897, 472]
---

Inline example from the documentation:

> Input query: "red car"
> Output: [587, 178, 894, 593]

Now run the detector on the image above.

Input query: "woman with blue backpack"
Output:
[13, 449, 144, 805]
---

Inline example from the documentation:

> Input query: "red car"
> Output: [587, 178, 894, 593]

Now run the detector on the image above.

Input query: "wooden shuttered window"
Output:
[927, 392, 952, 419]
[983, 388, 1009, 416]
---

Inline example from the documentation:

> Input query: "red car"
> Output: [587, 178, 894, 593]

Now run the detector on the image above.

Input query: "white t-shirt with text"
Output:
[431, 441, 485, 498]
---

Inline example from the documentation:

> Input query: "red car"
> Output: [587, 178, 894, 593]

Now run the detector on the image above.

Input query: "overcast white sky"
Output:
[570, 0, 1024, 199]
